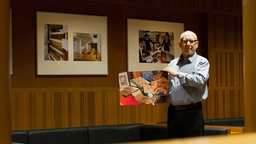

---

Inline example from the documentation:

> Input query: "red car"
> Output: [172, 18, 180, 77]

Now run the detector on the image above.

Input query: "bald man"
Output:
[163, 30, 210, 138]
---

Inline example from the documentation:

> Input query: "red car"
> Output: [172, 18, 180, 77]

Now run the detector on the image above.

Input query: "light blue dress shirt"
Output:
[167, 52, 210, 105]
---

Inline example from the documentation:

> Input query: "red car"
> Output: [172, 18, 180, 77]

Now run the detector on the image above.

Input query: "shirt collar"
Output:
[177, 52, 197, 66]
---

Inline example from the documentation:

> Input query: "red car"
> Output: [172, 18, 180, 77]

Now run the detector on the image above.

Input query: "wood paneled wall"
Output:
[205, 14, 244, 119]
[11, 88, 169, 130]
[10, 0, 243, 130]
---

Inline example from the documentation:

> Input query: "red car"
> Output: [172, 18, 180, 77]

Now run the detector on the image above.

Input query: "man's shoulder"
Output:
[195, 55, 210, 67]
[199, 56, 209, 63]
[195, 53, 208, 62]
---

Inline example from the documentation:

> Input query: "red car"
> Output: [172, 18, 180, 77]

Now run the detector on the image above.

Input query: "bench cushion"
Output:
[88, 124, 144, 144]
[12, 130, 28, 144]
[28, 127, 88, 144]
[204, 118, 244, 126]
[204, 127, 229, 136]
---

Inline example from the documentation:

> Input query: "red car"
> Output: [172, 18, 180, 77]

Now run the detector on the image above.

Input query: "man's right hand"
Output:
[163, 67, 179, 77]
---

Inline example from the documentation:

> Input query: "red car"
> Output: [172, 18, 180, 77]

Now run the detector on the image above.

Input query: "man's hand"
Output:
[163, 67, 179, 77]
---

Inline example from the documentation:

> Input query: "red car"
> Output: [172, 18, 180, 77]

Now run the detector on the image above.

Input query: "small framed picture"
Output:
[118, 72, 129, 88]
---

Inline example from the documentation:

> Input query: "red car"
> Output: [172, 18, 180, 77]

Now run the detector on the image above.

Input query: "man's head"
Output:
[139, 38, 145, 48]
[144, 33, 150, 40]
[179, 30, 199, 58]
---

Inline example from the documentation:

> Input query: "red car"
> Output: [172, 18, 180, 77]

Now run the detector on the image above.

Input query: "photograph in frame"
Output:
[37, 11, 108, 75]
[127, 19, 184, 71]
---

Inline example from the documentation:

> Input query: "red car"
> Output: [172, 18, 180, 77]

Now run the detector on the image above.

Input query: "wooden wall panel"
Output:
[11, 87, 244, 130]
[10, 88, 169, 130]
[206, 14, 244, 119]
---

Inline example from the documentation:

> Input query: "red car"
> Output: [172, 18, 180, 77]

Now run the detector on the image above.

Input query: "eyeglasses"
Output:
[181, 40, 197, 44]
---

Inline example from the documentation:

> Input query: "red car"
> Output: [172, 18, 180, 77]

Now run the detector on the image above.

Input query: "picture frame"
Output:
[36, 11, 108, 75]
[127, 19, 184, 71]
[118, 72, 129, 88]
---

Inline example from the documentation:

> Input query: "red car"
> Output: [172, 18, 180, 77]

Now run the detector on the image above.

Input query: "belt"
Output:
[170, 102, 202, 111]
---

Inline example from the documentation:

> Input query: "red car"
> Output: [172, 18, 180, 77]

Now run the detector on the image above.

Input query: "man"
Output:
[144, 33, 154, 51]
[139, 38, 150, 63]
[163, 30, 210, 138]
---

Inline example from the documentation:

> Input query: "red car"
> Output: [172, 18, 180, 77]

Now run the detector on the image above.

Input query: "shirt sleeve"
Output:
[178, 58, 210, 89]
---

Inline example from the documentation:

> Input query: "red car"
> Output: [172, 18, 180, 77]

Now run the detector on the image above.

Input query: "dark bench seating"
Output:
[204, 118, 244, 127]
[12, 123, 228, 144]
[12, 130, 29, 144]
[28, 127, 88, 144]
[87, 124, 143, 144]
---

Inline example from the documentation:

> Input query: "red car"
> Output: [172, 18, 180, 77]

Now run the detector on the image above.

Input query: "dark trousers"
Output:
[167, 103, 204, 138]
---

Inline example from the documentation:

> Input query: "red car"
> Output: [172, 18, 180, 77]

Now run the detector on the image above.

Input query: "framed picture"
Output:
[118, 72, 129, 88]
[36, 11, 108, 75]
[127, 19, 184, 71]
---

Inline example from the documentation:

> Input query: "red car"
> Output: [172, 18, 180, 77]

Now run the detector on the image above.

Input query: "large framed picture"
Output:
[127, 19, 184, 71]
[36, 12, 108, 75]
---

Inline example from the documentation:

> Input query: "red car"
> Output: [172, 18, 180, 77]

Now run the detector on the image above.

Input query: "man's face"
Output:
[179, 33, 199, 58]
[139, 40, 145, 48]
